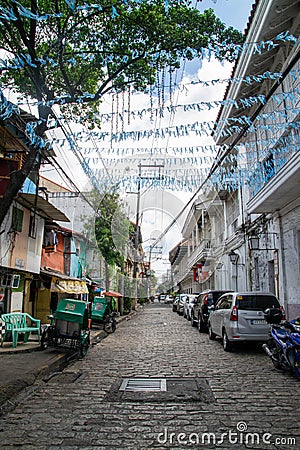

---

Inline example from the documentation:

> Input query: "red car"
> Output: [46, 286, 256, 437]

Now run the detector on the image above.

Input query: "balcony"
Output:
[247, 151, 300, 214]
[187, 240, 212, 269]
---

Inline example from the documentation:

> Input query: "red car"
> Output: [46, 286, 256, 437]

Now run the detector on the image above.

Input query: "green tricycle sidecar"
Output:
[91, 296, 108, 323]
[91, 293, 119, 332]
[41, 298, 90, 357]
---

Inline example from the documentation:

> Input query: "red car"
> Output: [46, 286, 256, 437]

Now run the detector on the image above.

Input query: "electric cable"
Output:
[150, 47, 300, 251]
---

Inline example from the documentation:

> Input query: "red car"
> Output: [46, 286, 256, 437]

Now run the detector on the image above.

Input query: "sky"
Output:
[198, 0, 254, 31]
[39, 0, 256, 281]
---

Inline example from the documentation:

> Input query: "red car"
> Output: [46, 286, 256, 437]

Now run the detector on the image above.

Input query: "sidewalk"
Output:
[0, 312, 136, 413]
[0, 328, 104, 412]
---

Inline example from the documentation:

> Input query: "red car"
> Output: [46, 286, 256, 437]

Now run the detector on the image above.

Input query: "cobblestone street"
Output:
[0, 304, 299, 450]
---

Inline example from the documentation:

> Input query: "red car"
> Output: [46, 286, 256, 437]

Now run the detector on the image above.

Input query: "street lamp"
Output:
[228, 250, 241, 291]
[228, 250, 239, 264]
[248, 233, 278, 251]
[248, 235, 259, 251]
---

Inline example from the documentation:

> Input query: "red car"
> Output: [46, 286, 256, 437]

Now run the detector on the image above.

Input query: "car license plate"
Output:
[251, 319, 266, 325]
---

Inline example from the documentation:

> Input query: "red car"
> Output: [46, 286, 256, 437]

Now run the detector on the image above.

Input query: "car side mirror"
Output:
[208, 305, 215, 311]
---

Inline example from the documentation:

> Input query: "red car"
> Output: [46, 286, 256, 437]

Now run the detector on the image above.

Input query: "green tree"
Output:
[0, 0, 244, 225]
[93, 186, 130, 289]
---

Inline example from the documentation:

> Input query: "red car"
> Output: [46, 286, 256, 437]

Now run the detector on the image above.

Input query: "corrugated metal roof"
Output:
[17, 193, 70, 222]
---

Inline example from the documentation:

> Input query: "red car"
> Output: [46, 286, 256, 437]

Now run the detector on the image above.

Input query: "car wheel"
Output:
[222, 330, 233, 352]
[198, 316, 205, 333]
[208, 323, 216, 340]
[189, 312, 195, 327]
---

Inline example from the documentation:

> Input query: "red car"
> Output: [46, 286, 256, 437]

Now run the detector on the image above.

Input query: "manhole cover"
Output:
[120, 378, 167, 392]
[105, 377, 215, 403]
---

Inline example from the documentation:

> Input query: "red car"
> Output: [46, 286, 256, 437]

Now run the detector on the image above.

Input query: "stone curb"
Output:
[0, 310, 138, 412]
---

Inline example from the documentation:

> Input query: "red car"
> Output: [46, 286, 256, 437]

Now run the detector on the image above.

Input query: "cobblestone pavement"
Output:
[0, 304, 299, 450]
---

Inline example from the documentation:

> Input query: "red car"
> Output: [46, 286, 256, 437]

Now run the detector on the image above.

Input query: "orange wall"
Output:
[41, 233, 65, 273]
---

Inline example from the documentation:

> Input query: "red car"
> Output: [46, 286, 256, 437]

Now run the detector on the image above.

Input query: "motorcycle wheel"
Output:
[104, 318, 116, 334]
[292, 350, 300, 380]
[267, 339, 283, 370]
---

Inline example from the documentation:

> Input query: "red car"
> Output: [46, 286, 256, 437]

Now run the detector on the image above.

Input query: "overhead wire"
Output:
[150, 47, 300, 251]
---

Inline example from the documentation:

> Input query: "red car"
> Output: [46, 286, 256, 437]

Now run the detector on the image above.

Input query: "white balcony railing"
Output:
[187, 240, 211, 268]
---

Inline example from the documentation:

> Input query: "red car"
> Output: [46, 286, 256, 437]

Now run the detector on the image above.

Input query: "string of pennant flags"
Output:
[79, 129, 299, 159]
[0, 10, 299, 194]
[16, 80, 300, 132]
[10, 67, 299, 114]
[0, 31, 298, 75]
[49, 112, 300, 145]
[1, 84, 299, 155]
[79, 133, 299, 194]
[88, 84, 300, 124]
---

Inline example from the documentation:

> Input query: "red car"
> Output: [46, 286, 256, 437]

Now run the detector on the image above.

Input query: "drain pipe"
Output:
[277, 212, 288, 316]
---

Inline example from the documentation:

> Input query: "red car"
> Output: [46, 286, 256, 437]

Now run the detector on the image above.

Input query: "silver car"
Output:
[208, 292, 282, 351]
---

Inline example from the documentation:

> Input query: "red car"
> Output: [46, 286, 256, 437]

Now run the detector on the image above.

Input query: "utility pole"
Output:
[131, 162, 164, 306]
[133, 162, 165, 279]
[133, 163, 142, 280]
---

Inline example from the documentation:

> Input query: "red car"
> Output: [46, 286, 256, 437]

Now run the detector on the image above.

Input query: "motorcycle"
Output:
[103, 311, 117, 334]
[262, 308, 300, 380]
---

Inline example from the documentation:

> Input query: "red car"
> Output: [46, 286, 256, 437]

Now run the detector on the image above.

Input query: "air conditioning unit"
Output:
[0, 274, 20, 288]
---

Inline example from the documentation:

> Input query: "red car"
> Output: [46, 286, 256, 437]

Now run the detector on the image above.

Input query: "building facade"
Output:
[170, 0, 300, 319]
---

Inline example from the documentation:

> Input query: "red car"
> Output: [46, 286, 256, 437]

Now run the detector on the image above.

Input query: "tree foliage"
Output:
[0, 0, 244, 118]
[93, 186, 130, 269]
[0, 0, 244, 226]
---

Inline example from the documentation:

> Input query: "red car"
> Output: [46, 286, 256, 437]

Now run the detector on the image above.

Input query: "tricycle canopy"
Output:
[91, 296, 107, 321]
[55, 299, 88, 326]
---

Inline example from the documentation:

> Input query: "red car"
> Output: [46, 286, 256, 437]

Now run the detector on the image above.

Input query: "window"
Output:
[29, 214, 37, 239]
[11, 207, 23, 232]
[227, 191, 239, 225]
[236, 295, 280, 311]
[263, 153, 275, 182]
[216, 296, 231, 310]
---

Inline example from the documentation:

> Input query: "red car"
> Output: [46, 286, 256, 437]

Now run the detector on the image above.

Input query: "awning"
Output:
[103, 291, 122, 298]
[17, 193, 70, 222]
[51, 277, 89, 294]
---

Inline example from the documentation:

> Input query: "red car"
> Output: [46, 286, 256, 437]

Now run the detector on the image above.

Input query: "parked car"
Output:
[172, 296, 180, 312]
[208, 291, 283, 352]
[183, 295, 198, 320]
[191, 290, 233, 330]
[164, 295, 173, 304]
[176, 294, 188, 315]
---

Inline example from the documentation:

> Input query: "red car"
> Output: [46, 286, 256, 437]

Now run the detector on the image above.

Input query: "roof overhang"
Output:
[17, 193, 70, 222]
